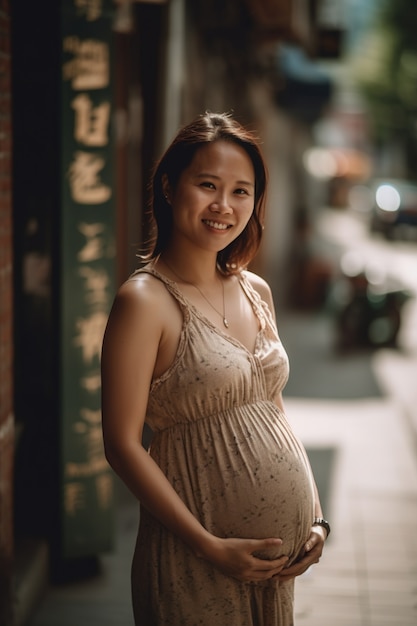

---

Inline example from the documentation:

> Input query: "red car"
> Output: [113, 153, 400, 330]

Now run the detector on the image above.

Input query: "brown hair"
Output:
[144, 112, 268, 274]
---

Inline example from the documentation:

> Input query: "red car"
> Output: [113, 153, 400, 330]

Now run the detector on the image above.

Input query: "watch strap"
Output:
[313, 517, 331, 538]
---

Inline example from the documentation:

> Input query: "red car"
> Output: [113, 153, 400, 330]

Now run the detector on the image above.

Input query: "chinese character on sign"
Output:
[79, 266, 109, 307]
[75, 0, 103, 21]
[75, 408, 103, 458]
[80, 372, 101, 393]
[77, 222, 107, 261]
[80, 407, 102, 424]
[65, 482, 86, 515]
[96, 474, 113, 510]
[68, 151, 111, 204]
[85, 425, 103, 459]
[72, 94, 110, 146]
[74, 310, 108, 364]
[63, 37, 109, 90]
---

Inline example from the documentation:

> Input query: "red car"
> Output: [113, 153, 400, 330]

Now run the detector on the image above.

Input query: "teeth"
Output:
[204, 220, 229, 230]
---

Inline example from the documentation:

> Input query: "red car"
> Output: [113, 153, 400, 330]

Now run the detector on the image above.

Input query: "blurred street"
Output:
[279, 206, 417, 625]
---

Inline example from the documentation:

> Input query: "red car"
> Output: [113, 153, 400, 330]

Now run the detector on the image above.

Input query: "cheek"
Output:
[243, 208, 258, 234]
[241, 205, 255, 225]
[172, 188, 200, 212]
[233, 213, 254, 241]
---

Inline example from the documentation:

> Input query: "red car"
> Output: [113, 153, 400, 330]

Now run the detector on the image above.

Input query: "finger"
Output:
[238, 555, 288, 582]
[279, 560, 314, 580]
[279, 562, 306, 578]
[277, 535, 324, 581]
[305, 527, 326, 552]
[248, 538, 285, 563]
[280, 553, 321, 579]
[250, 537, 283, 552]
[302, 547, 322, 565]
[252, 554, 289, 571]
[305, 534, 321, 552]
[245, 561, 290, 583]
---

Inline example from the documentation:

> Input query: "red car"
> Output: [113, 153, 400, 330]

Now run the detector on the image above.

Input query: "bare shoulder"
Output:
[121, 271, 169, 306]
[105, 271, 170, 336]
[112, 272, 157, 308]
[242, 270, 277, 322]
[242, 270, 273, 303]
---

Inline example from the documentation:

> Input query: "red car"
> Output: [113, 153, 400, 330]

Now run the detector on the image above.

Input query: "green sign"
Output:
[60, 0, 116, 558]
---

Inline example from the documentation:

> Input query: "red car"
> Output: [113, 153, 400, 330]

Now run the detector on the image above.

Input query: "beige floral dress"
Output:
[131, 267, 315, 626]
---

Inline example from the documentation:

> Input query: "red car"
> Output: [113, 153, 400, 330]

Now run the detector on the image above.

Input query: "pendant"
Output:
[223, 318, 229, 328]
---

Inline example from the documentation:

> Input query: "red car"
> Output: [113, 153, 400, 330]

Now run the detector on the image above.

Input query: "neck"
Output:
[159, 250, 219, 286]
[158, 251, 229, 329]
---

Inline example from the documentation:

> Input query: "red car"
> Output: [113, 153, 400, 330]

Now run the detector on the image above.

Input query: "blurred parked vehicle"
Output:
[366, 179, 417, 240]
[328, 251, 412, 350]
[371, 180, 417, 239]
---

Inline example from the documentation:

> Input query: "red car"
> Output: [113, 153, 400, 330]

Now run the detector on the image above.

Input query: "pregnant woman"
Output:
[101, 112, 330, 626]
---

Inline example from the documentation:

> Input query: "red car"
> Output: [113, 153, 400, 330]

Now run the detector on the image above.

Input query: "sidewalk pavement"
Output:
[289, 391, 417, 626]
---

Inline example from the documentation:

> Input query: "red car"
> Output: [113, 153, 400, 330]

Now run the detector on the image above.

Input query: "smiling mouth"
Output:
[202, 219, 231, 231]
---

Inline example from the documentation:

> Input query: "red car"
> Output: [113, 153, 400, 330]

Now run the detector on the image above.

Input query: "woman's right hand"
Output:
[199, 536, 289, 582]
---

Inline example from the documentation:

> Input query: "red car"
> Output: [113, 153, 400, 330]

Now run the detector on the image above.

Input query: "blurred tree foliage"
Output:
[352, 0, 417, 179]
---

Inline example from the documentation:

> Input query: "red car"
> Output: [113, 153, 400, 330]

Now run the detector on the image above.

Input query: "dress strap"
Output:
[130, 265, 192, 320]
[238, 272, 276, 333]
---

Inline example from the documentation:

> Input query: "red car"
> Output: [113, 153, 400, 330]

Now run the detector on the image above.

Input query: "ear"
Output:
[161, 174, 171, 203]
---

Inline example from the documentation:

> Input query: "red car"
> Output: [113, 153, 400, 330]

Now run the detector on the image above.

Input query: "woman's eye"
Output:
[201, 181, 215, 189]
[235, 188, 248, 195]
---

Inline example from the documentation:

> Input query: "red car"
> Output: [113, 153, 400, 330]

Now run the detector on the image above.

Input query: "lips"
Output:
[202, 219, 231, 230]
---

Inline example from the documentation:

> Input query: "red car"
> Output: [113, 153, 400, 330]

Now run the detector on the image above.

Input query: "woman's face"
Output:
[164, 140, 255, 254]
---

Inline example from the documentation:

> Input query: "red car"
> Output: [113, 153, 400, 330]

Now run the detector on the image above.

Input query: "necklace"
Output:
[162, 260, 229, 328]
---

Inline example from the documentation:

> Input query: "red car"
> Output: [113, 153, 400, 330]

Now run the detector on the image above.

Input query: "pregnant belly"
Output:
[209, 445, 314, 561]
[152, 404, 315, 563]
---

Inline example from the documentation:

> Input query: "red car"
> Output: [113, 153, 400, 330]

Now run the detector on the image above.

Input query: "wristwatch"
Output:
[313, 517, 331, 538]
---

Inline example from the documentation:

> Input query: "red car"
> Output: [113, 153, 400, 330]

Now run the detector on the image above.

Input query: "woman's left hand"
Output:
[277, 526, 326, 582]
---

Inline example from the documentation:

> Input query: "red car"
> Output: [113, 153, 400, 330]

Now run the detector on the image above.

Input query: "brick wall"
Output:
[0, 0, 14, 623]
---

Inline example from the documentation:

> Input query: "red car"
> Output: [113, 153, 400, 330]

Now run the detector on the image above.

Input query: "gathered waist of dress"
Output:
[148, 399, 287, 435]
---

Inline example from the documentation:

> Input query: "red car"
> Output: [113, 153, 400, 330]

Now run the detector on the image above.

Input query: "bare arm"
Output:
[101, 278, 213, 550]
[101, 276, 288, 581]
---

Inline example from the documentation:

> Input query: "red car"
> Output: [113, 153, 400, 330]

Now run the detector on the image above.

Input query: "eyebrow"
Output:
[196, 173, 255, 187]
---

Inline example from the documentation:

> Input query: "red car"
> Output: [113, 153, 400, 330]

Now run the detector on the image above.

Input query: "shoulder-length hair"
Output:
[144, 111, 268, 275]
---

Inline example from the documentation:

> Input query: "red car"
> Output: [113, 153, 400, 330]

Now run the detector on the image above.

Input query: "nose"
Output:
[209, 192, 232, 214]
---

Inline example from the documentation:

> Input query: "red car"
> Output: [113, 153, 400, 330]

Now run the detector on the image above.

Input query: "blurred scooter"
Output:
[328, 251, 412, 350]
